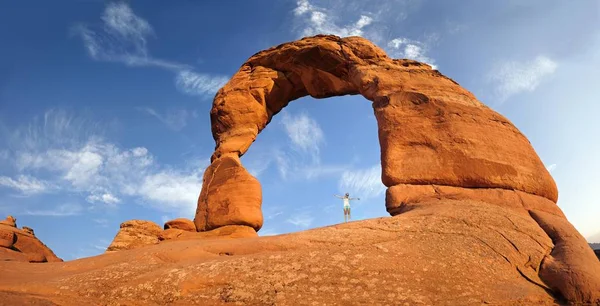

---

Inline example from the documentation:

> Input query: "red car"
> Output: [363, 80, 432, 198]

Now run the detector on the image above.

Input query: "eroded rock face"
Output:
[0, 216, 17, 227]
[193, 35, 600, 304]
[0, 221, 62, 263]
[163, 218, 196, 232]
[106, 220, 162, 252]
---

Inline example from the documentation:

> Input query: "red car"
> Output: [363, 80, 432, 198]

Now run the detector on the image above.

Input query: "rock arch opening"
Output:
[239, 94, 386, 233]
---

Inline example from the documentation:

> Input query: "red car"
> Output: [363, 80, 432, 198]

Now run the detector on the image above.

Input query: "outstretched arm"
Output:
[349, 197, 360, 201]
[334, 195, 344, 199]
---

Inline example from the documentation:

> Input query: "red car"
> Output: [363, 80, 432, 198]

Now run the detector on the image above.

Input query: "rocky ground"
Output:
[3, 199, 593, 306]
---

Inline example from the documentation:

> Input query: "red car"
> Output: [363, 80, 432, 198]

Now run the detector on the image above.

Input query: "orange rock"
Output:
[0, 224, 61, 263]
[194, 154, 263, 232]
[385, 184, 564, 217]
[530, 210, 600, 304]
[0, 227, 16, 248]
[106, 220, 162, 252]
[0, 204, 572, 305]
[21, 226, 35, 236]
[163, 218, 196, 232]
[158, 225, 257, 242]
[0, 216, 16, 227]
[189, 35, 597, 304]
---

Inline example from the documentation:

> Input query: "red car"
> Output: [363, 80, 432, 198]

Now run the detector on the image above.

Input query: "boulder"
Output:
[163, 218, 196, 232]
[106, 220, 162, 252]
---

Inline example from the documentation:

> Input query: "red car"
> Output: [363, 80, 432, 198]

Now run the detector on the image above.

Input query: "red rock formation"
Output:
[106, 220, 162, 252]
[163, 218, 196, 231]
[0, 215, 17, 227]
[0, 219, 62, 263]
[192, 35, 599, 304]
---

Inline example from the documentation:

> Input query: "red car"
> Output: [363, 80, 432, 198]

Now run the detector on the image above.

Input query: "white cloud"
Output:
[546, 163, 557, 173]
[280, 111, 324, 162]
[286, 213, 314, 228]
[24, 203, 83, 217]
[86, 192, 121, 205]
[387, 38, 437, 69]
[175, 70, 229, 97]
[292, 0, 437, 68]
[488, 55, 558, 102]
[138, 107, 195, 131]
[72, 2, 226, 96]
[293, 0, 373, 37]
[0, 175, 53, 195]
[338, 164, 385, 199]
[5, 110, 208, 216]
[93, 218, 109, 227]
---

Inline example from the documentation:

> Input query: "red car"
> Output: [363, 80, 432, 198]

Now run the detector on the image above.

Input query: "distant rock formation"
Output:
[0, 216, 17, 227]
[163, 218, 196, 232]
[191, 35, 600, 304]
[106, 218, 257, 251]
[0, 216, 62, 263]
[106, 220, 162, 252]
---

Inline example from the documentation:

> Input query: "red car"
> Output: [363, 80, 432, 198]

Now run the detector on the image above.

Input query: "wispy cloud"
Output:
[487, 55, 558, 102]
[86, 192, 120, 205]
[293, 0, 373, 37]
[292, 0, 437, 68]
[546, 163, 557, 173]
[387, 37, 437, 69]
[0, 175, 54, 195]
[338, 164, 385, 199]
[4, 110, 208, 217]
[24, 203, 83, 217]
[72, 2, 227, 96]
[280, 111, 324, 162]
[286, 212, 314, 228]
[138, 107, 197, 131]
[175, 70, 229, 96]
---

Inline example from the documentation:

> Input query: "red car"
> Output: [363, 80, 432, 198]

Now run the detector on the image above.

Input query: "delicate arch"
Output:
[195, 34, 557, 232]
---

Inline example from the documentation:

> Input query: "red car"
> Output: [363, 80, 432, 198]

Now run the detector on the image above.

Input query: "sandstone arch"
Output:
[194, 35, 599, 303]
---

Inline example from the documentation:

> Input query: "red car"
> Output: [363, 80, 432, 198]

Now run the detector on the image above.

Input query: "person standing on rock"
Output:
[334, 193, 360, 223]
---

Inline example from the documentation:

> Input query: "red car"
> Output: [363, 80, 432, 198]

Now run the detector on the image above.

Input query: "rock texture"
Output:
[0, 206, 586, 305]
[158, 225, 257, 242]
[191, 35, 599, 304]
[106, 220, 163, 252]
[0, 216, 16, 227]
[0, 221, 62, 263]
[164, 218, 196, 232]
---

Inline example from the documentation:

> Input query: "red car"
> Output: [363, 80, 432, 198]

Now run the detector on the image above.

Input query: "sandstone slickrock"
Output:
[191, 35, 599, 304]
[0, 220, 62, 263]
[0, 204, 578, 305]
[106, 220, 162, 252]
[164, 218, 196, 232]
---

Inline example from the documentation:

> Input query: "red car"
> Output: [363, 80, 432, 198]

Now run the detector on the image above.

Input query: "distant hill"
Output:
[589, 243, 600, 250]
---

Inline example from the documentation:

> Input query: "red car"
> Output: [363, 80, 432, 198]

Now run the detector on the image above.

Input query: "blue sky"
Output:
[1, 1, 599, 260]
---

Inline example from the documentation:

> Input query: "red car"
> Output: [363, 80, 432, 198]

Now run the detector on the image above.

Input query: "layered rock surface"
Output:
[0, 204, 574, 305]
